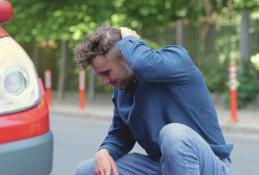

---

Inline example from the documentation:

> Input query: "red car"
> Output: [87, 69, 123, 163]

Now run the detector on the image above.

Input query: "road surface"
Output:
[50, 114, 259, 175]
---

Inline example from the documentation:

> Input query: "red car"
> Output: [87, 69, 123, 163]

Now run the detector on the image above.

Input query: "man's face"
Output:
[91, 49, 136, 90]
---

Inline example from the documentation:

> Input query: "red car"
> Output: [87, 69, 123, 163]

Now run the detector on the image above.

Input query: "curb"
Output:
[220, 124, 259, 136]
[50, 108, 259, 136]
[50, 108, 112, 119]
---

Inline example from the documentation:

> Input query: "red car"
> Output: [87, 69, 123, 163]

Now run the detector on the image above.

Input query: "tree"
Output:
[234, 0, 259, 62]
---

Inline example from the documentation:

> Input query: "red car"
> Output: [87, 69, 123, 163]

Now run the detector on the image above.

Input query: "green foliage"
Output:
[202, 55, 229, 92]
[5, 0, 232, 43]
[234, 0, 259, 10]
[237, 60, 259, 108]
[6, 0, 116, 42]
[3, 0, 259, 106]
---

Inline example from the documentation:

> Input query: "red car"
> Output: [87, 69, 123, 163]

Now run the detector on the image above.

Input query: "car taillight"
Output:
[0, 37, 40, 115]
[0, 0, 12, 24]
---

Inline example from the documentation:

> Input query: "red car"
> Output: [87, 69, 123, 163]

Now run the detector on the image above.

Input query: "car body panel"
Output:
[0, 79, 50, 144]
[0, 2, 53, 174]
[0, 35, 41, 115]
[0, 132, 53, 175]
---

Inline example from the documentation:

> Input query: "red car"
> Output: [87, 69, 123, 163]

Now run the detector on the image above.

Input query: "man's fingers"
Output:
[106, 168, 111, 175]
[94, 162, 110, 175]
[119, 27, 140, 39]
[95, 168, 110, 175]
[111, 160, 119, 175]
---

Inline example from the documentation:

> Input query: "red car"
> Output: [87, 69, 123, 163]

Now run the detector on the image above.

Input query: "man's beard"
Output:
[119, 63, 137, 92]
[123, 75, 138, 92]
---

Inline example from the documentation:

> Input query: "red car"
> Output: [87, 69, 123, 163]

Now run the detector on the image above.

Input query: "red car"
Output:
[0, 1, 53, 175]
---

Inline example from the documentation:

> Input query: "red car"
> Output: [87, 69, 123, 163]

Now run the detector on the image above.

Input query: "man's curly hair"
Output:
[74, 26, 121, 68]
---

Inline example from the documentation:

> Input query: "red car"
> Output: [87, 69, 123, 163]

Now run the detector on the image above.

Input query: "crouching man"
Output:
[74, 26, 233, 175]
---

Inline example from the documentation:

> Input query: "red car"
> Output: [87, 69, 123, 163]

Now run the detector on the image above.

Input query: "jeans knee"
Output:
[159, 123, 193, 151]
[75, 159, 95, 175]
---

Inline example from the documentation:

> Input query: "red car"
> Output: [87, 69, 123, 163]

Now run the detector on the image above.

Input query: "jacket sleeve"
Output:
[115, 36, 194, 83]
[98, 90, 136, 160]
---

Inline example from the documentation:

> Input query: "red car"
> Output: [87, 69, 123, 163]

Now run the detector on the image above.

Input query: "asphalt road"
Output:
[50, 114, 259, 175]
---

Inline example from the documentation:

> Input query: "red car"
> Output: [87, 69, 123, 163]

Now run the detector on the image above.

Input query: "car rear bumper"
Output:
[0, 131, 53, 175]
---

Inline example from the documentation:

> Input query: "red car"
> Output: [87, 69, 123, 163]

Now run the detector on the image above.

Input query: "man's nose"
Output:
[101, 76, 111, 85]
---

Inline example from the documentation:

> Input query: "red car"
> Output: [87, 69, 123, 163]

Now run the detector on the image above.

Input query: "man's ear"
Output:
[113, 48, 125, 62]
[106, 47, 125, 63]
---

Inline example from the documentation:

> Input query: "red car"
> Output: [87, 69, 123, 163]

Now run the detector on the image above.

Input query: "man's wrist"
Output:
[97, 148, 110, 155]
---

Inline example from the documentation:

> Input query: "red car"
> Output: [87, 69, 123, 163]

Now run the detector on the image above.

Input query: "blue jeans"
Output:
[75, 123, 231, 175]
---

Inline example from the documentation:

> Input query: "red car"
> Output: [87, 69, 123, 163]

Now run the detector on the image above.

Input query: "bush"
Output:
[237, 60, 259, 108]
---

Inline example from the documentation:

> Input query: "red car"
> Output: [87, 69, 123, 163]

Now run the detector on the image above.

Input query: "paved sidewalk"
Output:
[50, 92, 259, 135]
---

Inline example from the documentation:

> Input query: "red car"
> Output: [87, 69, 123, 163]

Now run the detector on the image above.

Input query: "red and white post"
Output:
[44, 69, 52, 107]
[229, 64, 238, 123]
[79, 69, 86, 110]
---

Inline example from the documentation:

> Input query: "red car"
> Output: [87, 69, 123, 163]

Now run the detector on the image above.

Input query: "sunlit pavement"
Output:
[50, 113, 259, 175]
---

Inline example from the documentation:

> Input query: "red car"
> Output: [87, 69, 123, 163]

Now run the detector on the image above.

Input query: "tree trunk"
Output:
[57, 40, 68, 100]
[201, 16, 216, 58]
[88, 67, 96, 103]
[240, 10, 250, 61]
[176, 20, 186, 46]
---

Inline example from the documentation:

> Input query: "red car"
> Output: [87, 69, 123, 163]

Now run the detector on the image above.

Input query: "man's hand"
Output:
[95, 149, 119, 175]
[119, 27, 140, 39]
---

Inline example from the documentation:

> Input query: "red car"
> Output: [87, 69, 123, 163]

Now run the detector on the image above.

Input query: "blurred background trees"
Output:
[4, 0, 259, 107]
